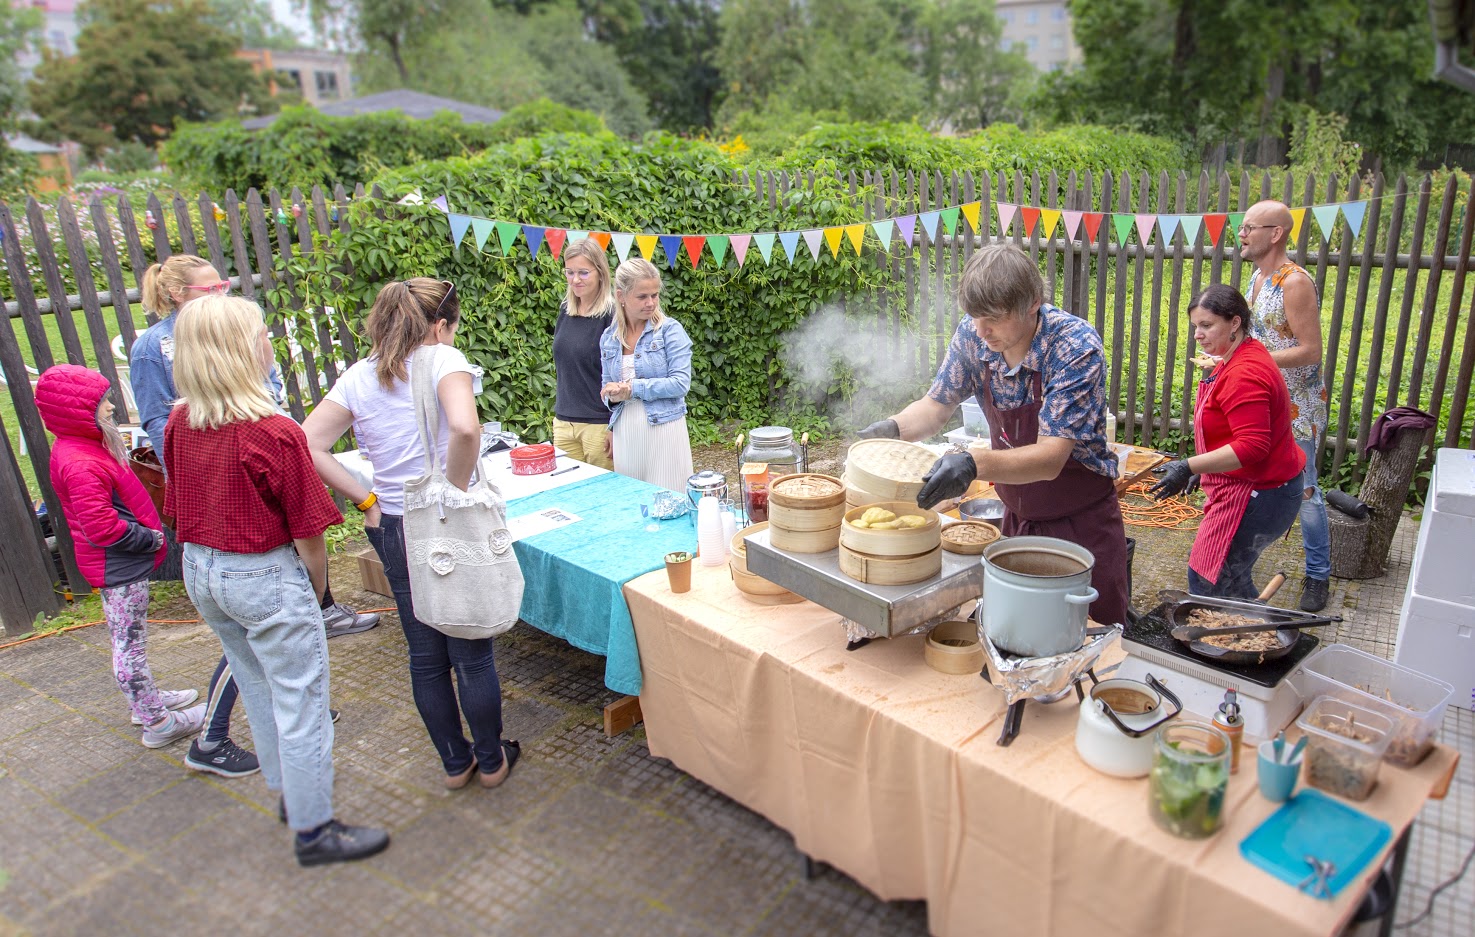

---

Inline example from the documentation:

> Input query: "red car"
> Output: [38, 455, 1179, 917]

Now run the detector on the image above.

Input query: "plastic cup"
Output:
[1257, 740, 1302, 803]
[665, 551, 692, 593]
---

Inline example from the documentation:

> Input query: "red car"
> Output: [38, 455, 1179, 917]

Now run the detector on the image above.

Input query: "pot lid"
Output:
[749, 425, 794, 446]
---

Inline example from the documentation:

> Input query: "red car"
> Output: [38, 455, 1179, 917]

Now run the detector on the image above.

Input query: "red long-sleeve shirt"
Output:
[1196, 337, 1305, 489]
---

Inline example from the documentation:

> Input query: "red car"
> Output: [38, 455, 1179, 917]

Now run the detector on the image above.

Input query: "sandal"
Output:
[478, 740, 521, 788]
[445, 758, 478, 790]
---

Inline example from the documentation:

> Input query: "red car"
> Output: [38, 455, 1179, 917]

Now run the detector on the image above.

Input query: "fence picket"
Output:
[1386, 176, 1432, 409]
[1430, 181, 1475, 449]
[89, 198, 139, 355]
[1408, 174, 1459, 407]
[56, 197, 128, 419]
[172, 194, 198, 257]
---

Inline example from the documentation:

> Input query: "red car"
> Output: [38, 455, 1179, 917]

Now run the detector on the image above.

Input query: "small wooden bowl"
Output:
[941, 520, 1001, 555]
[925, 620, 985, 674]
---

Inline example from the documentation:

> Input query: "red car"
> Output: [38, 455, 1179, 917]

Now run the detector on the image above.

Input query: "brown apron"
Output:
[980, 373, 1129, 625]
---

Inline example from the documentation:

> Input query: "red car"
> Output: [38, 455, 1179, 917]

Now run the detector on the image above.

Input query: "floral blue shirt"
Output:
[926, 304, 1116, 479]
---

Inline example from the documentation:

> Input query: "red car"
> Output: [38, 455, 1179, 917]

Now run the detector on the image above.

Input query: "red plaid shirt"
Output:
[163, 406, 342, 553]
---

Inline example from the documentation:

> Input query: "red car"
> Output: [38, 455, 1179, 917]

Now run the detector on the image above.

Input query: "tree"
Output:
[299, 0, 451, 83]
[585, 0, 723, 132]
[916, 0, 1033, 130]
[0, 3, 42, 126]
[28, 0, 274, 156]
[206, 0, 302, 51]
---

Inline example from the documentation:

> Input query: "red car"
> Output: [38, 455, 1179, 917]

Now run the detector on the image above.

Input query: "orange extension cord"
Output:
[1118, 478, 1203, 531]
[0, 608, 396, 653]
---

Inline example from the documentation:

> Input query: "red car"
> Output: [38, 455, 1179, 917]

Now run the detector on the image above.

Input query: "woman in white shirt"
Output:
[303, 279, 519, 791]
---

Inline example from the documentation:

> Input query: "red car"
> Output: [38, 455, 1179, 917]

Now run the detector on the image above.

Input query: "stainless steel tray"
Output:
[744, 529, 984, 637]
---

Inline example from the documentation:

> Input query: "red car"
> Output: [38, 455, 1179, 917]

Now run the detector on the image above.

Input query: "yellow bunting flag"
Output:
[1289, 207, 1307, 244]
[844, 224, 865, 254]
[1039, 209, 1062, 239]
[824, 226, 845, 257]
[635, 234, 658, 261]
[961, 202, 982, 233]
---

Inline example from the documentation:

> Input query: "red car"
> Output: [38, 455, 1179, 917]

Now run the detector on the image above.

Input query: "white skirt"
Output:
[613, 398, 694, 493]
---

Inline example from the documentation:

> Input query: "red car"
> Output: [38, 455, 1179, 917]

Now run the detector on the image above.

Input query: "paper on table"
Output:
[507, 507, 582, 541]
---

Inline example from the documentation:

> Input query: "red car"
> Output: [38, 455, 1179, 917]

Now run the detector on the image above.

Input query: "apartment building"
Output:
[996, 0, 1081, 72]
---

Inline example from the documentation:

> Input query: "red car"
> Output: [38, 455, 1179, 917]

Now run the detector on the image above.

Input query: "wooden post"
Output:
[0, 419, 59, 635]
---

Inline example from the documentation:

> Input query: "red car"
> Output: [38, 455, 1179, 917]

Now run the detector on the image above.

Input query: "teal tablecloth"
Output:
[508, 472, 699, 695]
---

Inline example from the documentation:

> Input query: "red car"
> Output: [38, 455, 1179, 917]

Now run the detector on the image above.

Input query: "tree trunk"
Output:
[1352, 425, 1434, 579]
[387, 35, 409, 84]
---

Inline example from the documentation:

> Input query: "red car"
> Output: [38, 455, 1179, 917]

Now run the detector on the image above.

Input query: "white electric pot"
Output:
[980, 536, 1098, 657]
[1074, 676, 1182, 778]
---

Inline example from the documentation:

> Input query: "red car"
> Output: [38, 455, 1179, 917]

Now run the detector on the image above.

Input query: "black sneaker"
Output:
[331, 709, 340, 724]
[1299, 577, 1330, 612]
[295, 820, 390, 867]
[185, 738, 261, 778]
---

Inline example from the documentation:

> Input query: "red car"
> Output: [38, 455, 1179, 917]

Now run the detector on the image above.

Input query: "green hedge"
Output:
[274, 132, 896, 441]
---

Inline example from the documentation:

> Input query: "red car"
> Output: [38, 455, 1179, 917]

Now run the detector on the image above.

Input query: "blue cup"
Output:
[1257, 740, 1302, 802]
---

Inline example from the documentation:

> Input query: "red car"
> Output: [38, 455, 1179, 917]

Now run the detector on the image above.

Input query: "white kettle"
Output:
[1075, 675, 1182, 778]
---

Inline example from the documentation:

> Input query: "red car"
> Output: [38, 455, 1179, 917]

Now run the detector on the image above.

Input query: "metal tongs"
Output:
[1170, 614, 1341, 643]
[1298, 855, 1336, 899]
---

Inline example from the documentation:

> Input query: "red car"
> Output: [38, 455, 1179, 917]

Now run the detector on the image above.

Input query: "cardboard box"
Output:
[355, 547, 392, 598]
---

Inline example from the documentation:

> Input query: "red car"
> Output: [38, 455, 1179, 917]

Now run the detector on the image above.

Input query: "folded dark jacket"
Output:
[1363, 406, 1436, 455]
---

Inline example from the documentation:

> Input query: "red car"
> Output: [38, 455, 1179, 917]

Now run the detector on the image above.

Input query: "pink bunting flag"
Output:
[1061, 210, 1083, 241]
[731, 234, 751, 267]
[1134, 214, 1156, 245]
[996, 202, 1018, 235]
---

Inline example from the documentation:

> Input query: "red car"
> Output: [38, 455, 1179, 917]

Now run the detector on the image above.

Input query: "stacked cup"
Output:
[720, 502, 738, 547]
[697, 495, 729, 566]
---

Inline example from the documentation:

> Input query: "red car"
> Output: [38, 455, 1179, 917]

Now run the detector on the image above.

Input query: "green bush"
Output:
[485, 100, 606, 145]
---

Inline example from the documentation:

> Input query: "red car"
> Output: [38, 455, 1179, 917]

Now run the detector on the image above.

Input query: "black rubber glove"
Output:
[1186, 474, 1201, 495]
[916, 452, 978, 509]
[1150, 460, 1194, 500]
[856, 418, 900, 439]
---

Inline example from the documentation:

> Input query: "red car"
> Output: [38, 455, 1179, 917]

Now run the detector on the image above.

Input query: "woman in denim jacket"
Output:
[599, 258, 694, 491]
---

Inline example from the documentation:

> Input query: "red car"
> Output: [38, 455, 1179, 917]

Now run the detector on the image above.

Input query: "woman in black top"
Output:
[552, 238, 616, 468]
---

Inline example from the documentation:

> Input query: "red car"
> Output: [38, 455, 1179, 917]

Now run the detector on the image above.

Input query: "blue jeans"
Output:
[365, 515, 505, 776]
[183, 543, 335, 831]
[1297, 436, 1331, 579]
[1188, 475, 1304, 600]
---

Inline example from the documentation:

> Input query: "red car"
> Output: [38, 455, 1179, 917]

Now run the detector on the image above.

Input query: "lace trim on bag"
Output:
[409, 532, 515, 575]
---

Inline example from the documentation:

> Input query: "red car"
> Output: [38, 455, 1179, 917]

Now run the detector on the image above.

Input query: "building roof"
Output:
[5, 133, 63, 154]
[242, 90, 503, 130]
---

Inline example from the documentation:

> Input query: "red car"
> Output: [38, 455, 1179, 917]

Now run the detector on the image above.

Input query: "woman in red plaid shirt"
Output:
[164, 295, 389, 867]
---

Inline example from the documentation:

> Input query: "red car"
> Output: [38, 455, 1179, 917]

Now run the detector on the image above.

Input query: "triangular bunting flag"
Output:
[919, 211, 941, 239]
[730, 234, 751, 267]
[1019, 207, 1041, 236]
[545, 227, 567, 259]
[871, 219, 894, 249]
[1112, 213, 1134, 243]
[635, 234, 658, 261]
[1134, 214, 1156, 245]
[570, 230, 590, 244]
[961, 202, 981, 233]
[1288, 208, 1306, 244]
[996, 202, 1018, 235]
[495, 221, 520, 254]
[682, 235, 705, 268]
[470, 217, 495, 252]
[1061, 210, 1083, 240]
[1179, 215, 1203, 245]
[824, 226, 845, 257]
[1341, 201, 1367, 239]
[431, 195, 449, 213]
[758, 232, 780, 263]
[658, 234, 682, 269]
[1203, 214, 1227, 246]
[1040, 209, 1062, 239]
[589, 232, 610, 250]
[448, 213, 472, 248]
[522, 225, 546, 258]
[1082, 212, 1104, 242]
[940, 207, 960, 235]
[1226, 213, 1245, 241]
[803, 229, 824, 260]
[707, 235, 729, 267]
[1311, 205, 1341, 240]
[896, 215, 917, 246]
[1158, 215, 1181, 244]
[610, 232, 635, 261]
[777, 232, 799, 263]
[845, 224, 865, 254]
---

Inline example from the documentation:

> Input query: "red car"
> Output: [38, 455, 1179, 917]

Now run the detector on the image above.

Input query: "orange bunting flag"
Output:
[1202, 214, 1228, 246]
[824, 226, 845, 257]
[961, 202, 982, 233]
[1019, 206, 1041, 236]
[635, 234, 658, 260]
[844, 224, 865, 254]
[1082, 212, 1105, 243]
[682, 235, 705, 267]
[590, 231, 611, 251]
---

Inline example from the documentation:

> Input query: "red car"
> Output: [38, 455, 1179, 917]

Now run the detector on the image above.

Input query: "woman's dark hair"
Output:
[364, 278, 459, 389]
[1188, 284, 1249, 334]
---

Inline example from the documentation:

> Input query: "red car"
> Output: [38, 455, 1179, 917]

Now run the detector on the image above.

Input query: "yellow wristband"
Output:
[355, 492, 378, 512]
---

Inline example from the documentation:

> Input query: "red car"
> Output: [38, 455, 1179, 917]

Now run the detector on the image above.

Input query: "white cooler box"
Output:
[1395, 590, 1475, 711]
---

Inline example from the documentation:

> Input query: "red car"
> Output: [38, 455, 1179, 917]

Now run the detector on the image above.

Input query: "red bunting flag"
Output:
[1082, 212, 1105, 243]
[683, 235, 706, 268]
[545, 228, 567, 260]
[1019, 206, 1041, 236]
[1203, 214, 1228, 246]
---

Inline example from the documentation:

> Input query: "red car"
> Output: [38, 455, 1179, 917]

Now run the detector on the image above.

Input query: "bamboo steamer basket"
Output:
[729, 566, 805, 605]
[924, 620, 985, 675]
[839, 502, 941, 556]
[769, 522, 842, 553]
[766, 474, 846, 532]
[844, 439, 939, 502]
[838, 543, 942, 585]
[842, 471, 891, 509]
[940, 520, 1002, 555]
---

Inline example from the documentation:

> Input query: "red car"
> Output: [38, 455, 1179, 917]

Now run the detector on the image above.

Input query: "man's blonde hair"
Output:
[958, 243, 1044, 319]
[173, 296, 279, 429]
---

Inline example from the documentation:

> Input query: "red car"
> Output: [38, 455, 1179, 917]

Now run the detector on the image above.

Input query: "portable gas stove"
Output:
[978, 623, 1120, 746]
[1115, 602, 1317, 739]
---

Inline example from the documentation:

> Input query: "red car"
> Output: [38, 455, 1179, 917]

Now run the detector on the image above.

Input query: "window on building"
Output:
[314, 70, 340, 99]
[1026, 36, 1039, 50]
[1026, 9, 1039, 25]
[1053, 5, 1068, 21]
[285, 69, 303, 94]
[1050, 35, 1065, 49]
[999, 10, 1014, 25]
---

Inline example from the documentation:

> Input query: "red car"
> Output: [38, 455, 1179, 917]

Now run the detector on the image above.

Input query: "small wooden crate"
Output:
[355, 548, 392, 598]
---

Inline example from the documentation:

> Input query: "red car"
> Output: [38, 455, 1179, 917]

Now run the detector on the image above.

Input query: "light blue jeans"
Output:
[183, 542, 335, 831]
[1297, 436, 1331, 579]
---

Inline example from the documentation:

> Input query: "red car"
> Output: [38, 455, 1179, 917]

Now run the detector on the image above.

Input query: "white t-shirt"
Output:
[324, 344, 476, 514]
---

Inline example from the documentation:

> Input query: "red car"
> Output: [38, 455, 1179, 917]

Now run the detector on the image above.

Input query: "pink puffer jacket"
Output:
[35, 365, 164, 588]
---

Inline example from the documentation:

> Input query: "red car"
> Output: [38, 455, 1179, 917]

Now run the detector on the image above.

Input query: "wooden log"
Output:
[1352, 424, 1435, 579]
[1327, 511, 1372, 580]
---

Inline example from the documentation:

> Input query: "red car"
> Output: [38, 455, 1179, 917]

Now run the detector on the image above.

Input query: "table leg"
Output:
[1379, 824, 1412, 937]
[603, 695, 643, 736]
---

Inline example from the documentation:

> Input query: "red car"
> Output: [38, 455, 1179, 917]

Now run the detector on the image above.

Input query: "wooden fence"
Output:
[2, 168, 1472, 624]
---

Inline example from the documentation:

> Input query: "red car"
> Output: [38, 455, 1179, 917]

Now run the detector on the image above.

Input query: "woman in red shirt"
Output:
[164, 295, 388, 867]
[1152, 284, 1305, 598]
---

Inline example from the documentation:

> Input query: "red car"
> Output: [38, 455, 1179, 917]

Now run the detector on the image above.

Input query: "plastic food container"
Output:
[1297, 696, 1393, 802]
[1294, 644, 1454, 767]
[509, 443, 556, 475]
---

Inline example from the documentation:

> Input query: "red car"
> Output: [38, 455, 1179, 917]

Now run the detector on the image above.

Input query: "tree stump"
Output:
[1328, 511, 1373, 579]
[1343, 425, 1434, 579]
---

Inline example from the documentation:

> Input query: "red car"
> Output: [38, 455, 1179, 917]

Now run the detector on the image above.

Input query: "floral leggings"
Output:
[101, 580, 165, 726]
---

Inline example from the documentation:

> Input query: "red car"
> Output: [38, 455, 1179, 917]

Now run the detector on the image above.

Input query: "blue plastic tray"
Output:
[1239, 789, 1392, 898]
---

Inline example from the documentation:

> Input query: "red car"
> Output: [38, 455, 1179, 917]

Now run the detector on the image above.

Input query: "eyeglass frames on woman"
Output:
[563, 269, 594, 280]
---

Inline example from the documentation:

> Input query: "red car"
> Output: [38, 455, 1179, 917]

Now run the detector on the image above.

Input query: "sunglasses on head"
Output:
[431, 280, 456, 319]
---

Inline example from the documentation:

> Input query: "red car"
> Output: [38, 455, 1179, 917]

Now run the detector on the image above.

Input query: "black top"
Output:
[553, 301, 612, 423]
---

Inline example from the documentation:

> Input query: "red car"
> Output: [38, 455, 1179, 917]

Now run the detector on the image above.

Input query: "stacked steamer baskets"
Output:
[766, 473, 847, 553]
[728, 521, 804, 605]
[843, 439, 939, 509]
[839, 503, 942, 585]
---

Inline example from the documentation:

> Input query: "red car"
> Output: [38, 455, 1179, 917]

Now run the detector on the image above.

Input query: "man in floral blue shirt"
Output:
[858, 244, 1128, 625]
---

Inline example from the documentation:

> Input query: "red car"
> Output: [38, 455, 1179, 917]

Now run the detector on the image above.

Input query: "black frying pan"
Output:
[1157, 588, 1340, 665]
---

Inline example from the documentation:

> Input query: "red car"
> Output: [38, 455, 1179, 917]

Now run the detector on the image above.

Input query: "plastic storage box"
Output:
[1297, 696, 1392, 801]
[1294, 644, 1455, 767]
[959, 399, 988, 438]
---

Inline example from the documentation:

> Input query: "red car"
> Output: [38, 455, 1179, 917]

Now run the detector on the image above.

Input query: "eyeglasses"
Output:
[182, 280, 231, 294]
[432, 280, 456, 320]
[1237, 223, 1279, 236]
[564, 269, 594, 280]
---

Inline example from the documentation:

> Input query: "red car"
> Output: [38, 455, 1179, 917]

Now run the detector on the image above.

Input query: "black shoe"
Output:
[1299, 577, 1330, 612]
[294, 820, 390, 867]
[331, 708, 340, 724]
[278, 795, 287, 825]
[185, 738, 261, 778]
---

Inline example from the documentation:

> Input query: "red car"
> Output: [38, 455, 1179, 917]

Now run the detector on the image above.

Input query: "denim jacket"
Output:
[598, 317, 692, 429]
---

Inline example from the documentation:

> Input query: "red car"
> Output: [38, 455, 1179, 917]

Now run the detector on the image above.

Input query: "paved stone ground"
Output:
[0, 504, 1469, 936]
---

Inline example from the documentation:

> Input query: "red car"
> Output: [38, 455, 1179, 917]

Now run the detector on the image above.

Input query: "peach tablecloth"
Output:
[624, 562, 1456, 937]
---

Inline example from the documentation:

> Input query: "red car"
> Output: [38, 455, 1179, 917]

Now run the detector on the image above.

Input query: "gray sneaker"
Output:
[131, 688, 200, 725]
[141, 704, 206, 749]
[322, 602, 380, 638]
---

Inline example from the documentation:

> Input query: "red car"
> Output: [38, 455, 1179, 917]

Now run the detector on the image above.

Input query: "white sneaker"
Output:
[141, 704, 207, 749]
[131, 688, 200, 725]
[322, 602, 380, 638]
